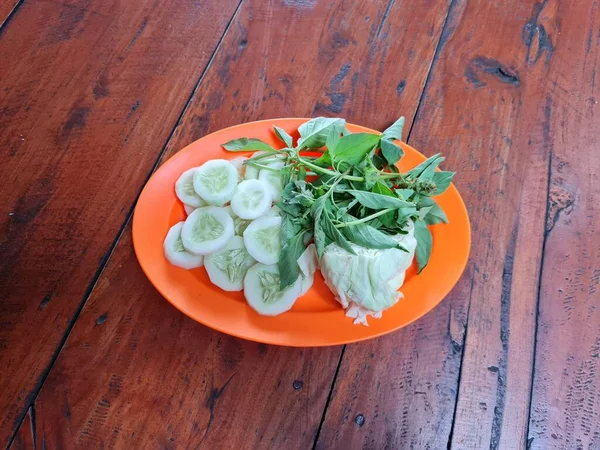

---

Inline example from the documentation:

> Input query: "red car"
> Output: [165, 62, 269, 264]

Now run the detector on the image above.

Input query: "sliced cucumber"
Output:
[163, 222, 204, 269]
[230, 156, 248, 180]
[244, 263, 302, 316]
[183, 204, 197, 215]
[224, 205, 252, 236]
[181, 206, 234, 255]
[258, 161, 285, 202]
[245, 152, 285, 180]
[230, 179, 273, 219]
[193, 159, 238, 206]
[243, 216, 282, 264]
[205, 236, 256, 291]
[175, 168, 207, 207]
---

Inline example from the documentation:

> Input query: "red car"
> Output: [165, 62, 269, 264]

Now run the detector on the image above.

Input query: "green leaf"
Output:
[346, 190, 414, 209]
[380, 139, 404, 165]
[407, 153, 444, 179]
[297, 117, 346, 149]
[396, 206, 418, 225]
[222, 138, 276, 152]
[278, 231, 306, 289]
[275, 201, 302, 217]
[414, 220, 433, 273]
[333, 133, 381, 166]
[432, 171, 455, 195]
[382, 117, 405, 141]
[395, 188, 414, 200]
[321, 210, 356, 255]
[281, 214, 302, 242]
[372, 181, 394, 197]
[273, 126, 293, 148]
[326, 128, 341, 158]
[423, 201, 449, 225]
[341, 216, 404, 250]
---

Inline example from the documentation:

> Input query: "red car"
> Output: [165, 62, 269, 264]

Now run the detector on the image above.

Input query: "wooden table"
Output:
[1, 0, 598, 448]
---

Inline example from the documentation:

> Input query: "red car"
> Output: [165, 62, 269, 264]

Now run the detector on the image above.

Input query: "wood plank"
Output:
[8, 407, 34, 450]
[528, 0, 600, 448]
[0, 0, 21, 28]
[30, 0, 453, 447]
[0, 0, 241, 446]
[315, 0, 559, 447]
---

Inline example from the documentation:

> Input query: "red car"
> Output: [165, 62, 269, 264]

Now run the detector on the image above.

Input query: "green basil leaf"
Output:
[414, 220, 433, 273]
[275, 201, 301, 217]
[380, 139, 404, 165]
[298, 166, 307, 181]
[346, 190, 414, 209]
[341, 216, 403, 250]
[382, 116, 405, 141]
[222, 138, 276, 152]
[432, 171, 455, 195]
[326, 128, 341, 159]
[321, 211, 356, 255]
[273, 126, 293, 148]
[281, 213, 302, 243]
[297, 117, 346, 149]
[423, 201, 449, 225]
[278, 231, 306, 289]
[372, 181, 394, 196]
[406, 153, 444, 179]
[333, 133, 381, 166]
[396, 206, 418, 225]
[395, 188, 414, 200]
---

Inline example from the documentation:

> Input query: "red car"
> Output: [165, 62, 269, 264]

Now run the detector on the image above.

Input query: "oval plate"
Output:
[133, 119, 470, 346]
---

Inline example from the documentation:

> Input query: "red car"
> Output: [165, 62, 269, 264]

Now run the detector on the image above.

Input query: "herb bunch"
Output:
[222, 117, 455, 289]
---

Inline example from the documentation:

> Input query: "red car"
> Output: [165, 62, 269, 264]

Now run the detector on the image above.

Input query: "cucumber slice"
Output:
[230, 179, 273, 219]
[181, 206, 234, 255]
[230, 156, 248, 181]
[224, 205, 252, 236]
[243, 216, 282, 264]
[175, 168, 207, 207]
[258, 161, 285, 202]
[244, 263, 302, 316]
[193, 159, 238, 206]
[244, 152, 285, 180]
[163, 222, 204, 269]
[183, 204, 196, 215]
[205, 236, 256, 291]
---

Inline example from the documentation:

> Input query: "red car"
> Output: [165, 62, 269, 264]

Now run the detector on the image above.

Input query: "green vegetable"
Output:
[222, 115, 455, 289]
[222, 138, 276, 152]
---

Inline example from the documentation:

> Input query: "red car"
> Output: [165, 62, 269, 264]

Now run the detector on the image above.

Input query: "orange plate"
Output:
[133, 119, 471, 346]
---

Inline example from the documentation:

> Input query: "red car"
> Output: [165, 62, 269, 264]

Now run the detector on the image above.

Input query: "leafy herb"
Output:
[222, 137, 276, 152]
[222, 115, 455, 288]
[273, 126, 293, 148]
[278, 231, 306, 289]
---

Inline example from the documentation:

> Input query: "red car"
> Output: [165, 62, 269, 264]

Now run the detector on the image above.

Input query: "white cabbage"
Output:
[320, 221, 417, 325]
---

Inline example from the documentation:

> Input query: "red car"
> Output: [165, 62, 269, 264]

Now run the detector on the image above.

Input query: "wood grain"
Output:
[0, 0, 240, 445]
[28, 0, 453, 447]
[316, 0, 557, 448]
[528, 0, 600, 448]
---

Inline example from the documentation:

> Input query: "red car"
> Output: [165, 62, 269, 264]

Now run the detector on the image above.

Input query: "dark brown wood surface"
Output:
[1, 0, 599, 448]
[0, 0, 240, 445]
